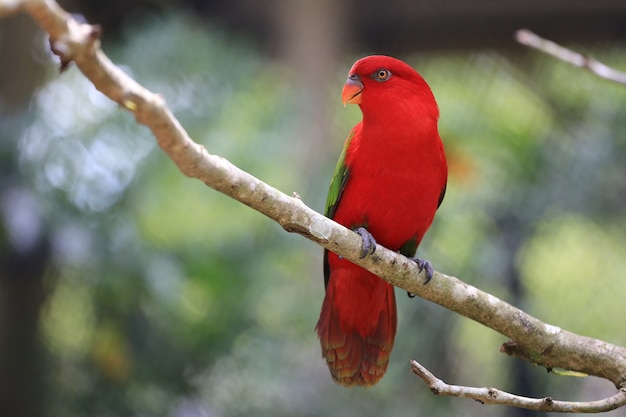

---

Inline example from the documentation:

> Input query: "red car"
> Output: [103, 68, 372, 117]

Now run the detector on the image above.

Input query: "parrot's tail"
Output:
[315, 265, 397, 387]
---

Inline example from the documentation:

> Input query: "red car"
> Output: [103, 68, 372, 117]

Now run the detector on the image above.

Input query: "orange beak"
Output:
[342, 75, 363, 106]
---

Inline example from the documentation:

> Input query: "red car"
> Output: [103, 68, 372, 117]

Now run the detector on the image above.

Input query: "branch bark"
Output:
[4, 0, 626, 411]
[411, 360, 626, 413]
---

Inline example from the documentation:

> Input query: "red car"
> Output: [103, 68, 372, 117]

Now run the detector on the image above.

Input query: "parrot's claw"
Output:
[410, 257, 434, 285]
[354, 227, 376, 259]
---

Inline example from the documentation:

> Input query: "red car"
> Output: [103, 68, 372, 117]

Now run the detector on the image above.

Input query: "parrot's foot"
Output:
[410, 257, 434, 286]
[407, 257, 434, 298]
[354, 227, 376, 259]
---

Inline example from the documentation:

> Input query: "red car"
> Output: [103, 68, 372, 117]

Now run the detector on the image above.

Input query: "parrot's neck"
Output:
[360, 98, 438, 135]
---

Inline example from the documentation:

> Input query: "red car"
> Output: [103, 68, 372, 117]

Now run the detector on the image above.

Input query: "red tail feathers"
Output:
[315, 265, 397, 387]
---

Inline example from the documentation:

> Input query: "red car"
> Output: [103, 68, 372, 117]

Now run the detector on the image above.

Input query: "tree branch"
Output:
[411, 360, 626, 413]
[4, 0, 626, 410]
[516, 29, 626, 86]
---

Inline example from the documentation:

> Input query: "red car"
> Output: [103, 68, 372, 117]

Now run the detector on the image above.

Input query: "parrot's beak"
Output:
[342, 74, 363, 106]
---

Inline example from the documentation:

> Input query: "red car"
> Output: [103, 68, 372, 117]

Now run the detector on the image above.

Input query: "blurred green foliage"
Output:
[8, 10, 626, 417]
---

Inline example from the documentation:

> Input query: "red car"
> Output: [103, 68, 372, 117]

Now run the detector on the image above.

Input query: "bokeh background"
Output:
[2, 1, 626, 416]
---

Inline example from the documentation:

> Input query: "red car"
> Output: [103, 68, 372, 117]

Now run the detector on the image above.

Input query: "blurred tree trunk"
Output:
[272, 0, 347, 175]
[0, 14, 49, 417]
[496, 215, 546, 417]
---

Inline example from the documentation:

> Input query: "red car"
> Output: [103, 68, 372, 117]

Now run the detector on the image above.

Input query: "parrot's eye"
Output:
[372, 69, 391, 82]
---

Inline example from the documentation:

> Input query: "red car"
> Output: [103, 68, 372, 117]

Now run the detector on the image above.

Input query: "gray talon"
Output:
[411, 257, 434, 285]
[354, 227, 376, 259]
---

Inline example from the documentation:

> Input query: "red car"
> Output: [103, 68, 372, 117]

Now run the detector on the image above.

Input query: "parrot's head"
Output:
[341, 55, 438, 121]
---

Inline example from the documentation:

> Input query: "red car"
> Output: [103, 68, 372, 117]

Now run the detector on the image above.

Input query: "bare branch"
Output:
[516, 29, 626, 86]
[411, 360, 626, 413]
[4, 0, 626, 410]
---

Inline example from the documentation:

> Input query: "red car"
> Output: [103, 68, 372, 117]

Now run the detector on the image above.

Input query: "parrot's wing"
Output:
[437, 183, 447, 209]
[436, 139, 448, 209]
[323, 127, 357, 288]
[325, 129, 356, 219]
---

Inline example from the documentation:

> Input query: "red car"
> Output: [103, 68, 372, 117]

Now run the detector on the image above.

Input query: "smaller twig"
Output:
[410, 360, 626, 413]
[516, 29, 626, 86]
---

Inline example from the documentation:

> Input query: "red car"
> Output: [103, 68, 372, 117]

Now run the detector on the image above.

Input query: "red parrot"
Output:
[315, 55, 447, 387]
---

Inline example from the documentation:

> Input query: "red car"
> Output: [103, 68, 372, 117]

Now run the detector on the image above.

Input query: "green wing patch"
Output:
[398, 237, 418, 258]
[323, 129, 355, 288]
[325, 130, 354, 219]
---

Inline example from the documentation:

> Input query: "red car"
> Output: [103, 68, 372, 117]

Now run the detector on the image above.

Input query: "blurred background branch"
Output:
[516, 29, 626, 85]
[2, 1, 626, 417]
